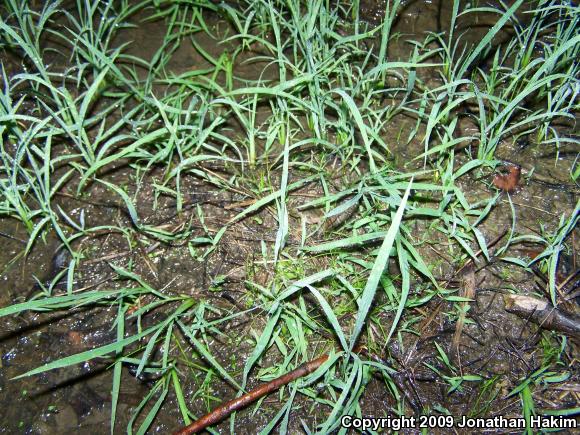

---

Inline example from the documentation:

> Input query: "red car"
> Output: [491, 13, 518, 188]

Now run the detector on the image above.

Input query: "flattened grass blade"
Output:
[349, 179, 413, 350]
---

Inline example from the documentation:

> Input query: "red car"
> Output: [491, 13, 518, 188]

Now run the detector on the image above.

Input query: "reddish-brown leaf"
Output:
[492, 163, 521, 192]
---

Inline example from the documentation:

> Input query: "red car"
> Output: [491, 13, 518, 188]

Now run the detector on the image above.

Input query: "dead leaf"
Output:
[492, 163, 521, 192]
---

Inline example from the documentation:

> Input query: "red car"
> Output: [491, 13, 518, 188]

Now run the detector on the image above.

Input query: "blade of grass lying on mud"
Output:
[521, 384, 535, 435]
[110, 305, 126, 434]
[177, 320, 242, 390]
[138, 382, 170, 435]
[273, 127, 290, 263]
[77, 127, 170, 191]
[258, 384, 296, 435]
[241, 269, 335, 389]
[227, 174, 318, 225]
[275, 269, 335, 301]
[241, 304, 282, 390]
[305, 285, 348, 351]
[172, 369, 191, 426]
[127, 375, 170, 435]
[318, 356, 364, 433]
[349, 179, 413, 350]
[302, 231, 390, 253]
[385, 237, 411, 344]
[367, 60, 443, 78]
[541, 407, 580, 417]
[133, 321, 171, 378]
[0, 289, 131, 316]
[12, 300, 194, 379]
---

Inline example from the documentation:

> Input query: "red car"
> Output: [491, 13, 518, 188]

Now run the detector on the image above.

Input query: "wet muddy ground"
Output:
[0, 0, 578, 434]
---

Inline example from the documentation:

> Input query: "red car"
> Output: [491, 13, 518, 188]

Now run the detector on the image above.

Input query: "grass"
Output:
[0, 0, 578, 432]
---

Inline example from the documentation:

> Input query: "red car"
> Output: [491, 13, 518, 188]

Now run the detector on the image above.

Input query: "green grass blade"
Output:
[177, 320, 241, 390]
[349, 179, 413, 350]
[385, 237, 410, 344]
[306, 285, 348, 351]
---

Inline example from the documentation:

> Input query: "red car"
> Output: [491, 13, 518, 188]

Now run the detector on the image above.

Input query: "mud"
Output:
[0, 0, 578, 434]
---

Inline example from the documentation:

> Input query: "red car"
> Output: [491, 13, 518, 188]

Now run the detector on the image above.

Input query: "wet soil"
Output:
[0, 1, 578, 434]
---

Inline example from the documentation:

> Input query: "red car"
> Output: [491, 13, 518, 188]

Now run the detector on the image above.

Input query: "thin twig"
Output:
[174, 354, 330, 435]
[175, 346, 366, 434]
